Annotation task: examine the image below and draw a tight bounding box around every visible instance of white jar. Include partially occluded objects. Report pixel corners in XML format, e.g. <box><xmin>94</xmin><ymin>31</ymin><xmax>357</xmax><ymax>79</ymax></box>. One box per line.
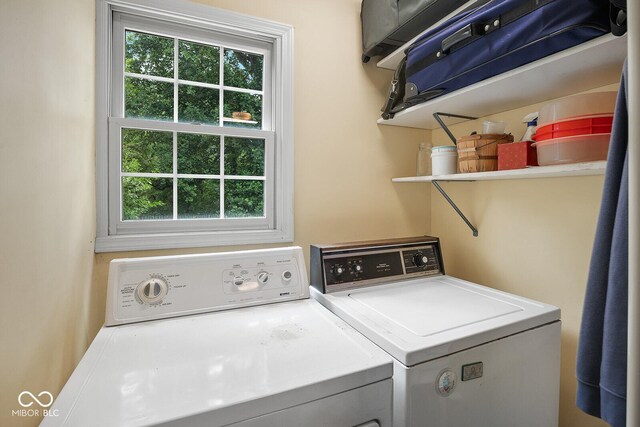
<box><xmin>431</xmin><ymin>146</ymin><xmax>457</xmax><ymax>175</ymax></box>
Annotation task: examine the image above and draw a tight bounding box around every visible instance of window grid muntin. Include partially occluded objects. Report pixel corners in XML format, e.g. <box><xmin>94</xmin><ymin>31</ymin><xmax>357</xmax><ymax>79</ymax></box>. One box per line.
<box><xmin>112</xmin><ymin>12</ymin><xmax>272</xmax><ymax>126</ymax></box>
<box><xmin>116</xmin><ymin>18</ymin><xmax>269</xmax><ymax>225</ymax></box>
<box><xmin>172</xmin><ymin>37</ymin><xmax>179</xmax><ymax>219</ymax></box>
<box><xmin>119</xmin><ymin>133</ymin><xmax>267</xmax><ymax>221</ymax></box>
<box><xmin>115</xmin><ymin>120</ymin><xmax>269</xmax><ymax>224</ymax></box>
<box><xmin>122</xmin><ymin>71</ymin><xmax>265</xmax><ymax>97</ymax></box>
<box><xmin>122</xmin><ymin>28</ymin><xmax>265</xmax><ymax>128</ymax></box>
<box><xmin>218</xmin><ymin>42</ymin><xmax>225</xmax><ymax>131</ymax></box>
<box><xmin>219</xmin><ymin>134</ymin><xmax>225</xmax><ymax>218</ymax></box>
<box><xmin>99</xmin><ymin>5</ymin><xmax>289</xmax><ymax>249</ymax></box>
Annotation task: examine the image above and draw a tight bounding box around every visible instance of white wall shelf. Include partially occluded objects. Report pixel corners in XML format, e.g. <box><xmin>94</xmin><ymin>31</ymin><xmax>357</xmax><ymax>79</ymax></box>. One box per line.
<box><xmin>392</xmin><ymin>160</ymin><xmax>607</xmax><ymax>182</ymax></box>
<box><xmin>377</xmin><ymin>34</ymin><xmax>627</xmax><ymax>130</ymax></box>
<box><xmin>394</xmin><ymin>161</ymin><xmax>607</xmax><ymax>237</ymax></box>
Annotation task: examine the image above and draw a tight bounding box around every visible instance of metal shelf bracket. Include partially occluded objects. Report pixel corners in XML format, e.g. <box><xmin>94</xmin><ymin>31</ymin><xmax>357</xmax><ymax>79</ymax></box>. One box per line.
<box><xmin>433</xmin><ymin>112</ymin><xmax>478</xmax><ymax>144</ymax></box>
<box><xmin>432</xmin><ymin>180</ymin><xmax>478</xmax><ymax>237</ymax></box>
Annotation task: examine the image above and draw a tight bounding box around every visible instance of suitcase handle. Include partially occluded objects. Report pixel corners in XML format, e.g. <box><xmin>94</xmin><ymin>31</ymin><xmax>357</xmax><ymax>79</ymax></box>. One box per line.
<box><xmin>437</xmin><ymin>0</ymin><xmax>560</xmax><ymax>55</ymax></box>
<box><xmin>441</xmin><ymin>22</ymin><xmax>487</xmax><ymax>54</ymax></box>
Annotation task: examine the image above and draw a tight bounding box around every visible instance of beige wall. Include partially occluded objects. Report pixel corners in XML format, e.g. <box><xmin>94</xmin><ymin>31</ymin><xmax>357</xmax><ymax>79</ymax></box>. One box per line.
<box><xmin>1</xmin><ymin>0</ymin><xmax>428</xmax><ymax>425</ymax></box>
<box><xmin>430</xmin><ymin>86</ymin><xmax>619</xmax><ymax>427</ymax></box>
<box><xmin>89</xmin><ymin>0</ymin><xmax>431</xmax><ymax>332</ymax></box>
<box><xmin>1</xmin><ymin>0</ymin><xmax>614</xmax><ymax>426</ymax></box>
<box><xmin>0</xmin><ymin>0</ymin><xmax>96</xmax><ymax>426</ymax></box>
<box><xmin>91</xmin><ymin>0</ymin><xmax>431</xmax><ymax>331</ymax></box>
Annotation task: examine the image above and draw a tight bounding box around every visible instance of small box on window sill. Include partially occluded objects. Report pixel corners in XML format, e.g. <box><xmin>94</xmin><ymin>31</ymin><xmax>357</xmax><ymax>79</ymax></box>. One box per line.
<box><xmin>498</xmin><ymin>141</ymin><xmax>538</xmax><ymax>170</ymax></box>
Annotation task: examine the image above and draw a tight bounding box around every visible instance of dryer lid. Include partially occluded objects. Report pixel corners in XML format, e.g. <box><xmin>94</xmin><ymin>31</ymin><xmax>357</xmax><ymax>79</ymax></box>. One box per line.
<box><xmin>349</xmin><ymin>279</ymin><xmax>523</xmax><ymax>336</ymax></box>
<box><xmin>313</xmin><ymin>276</ymin><xmax>560</xmax><ymax>366</ymax></box>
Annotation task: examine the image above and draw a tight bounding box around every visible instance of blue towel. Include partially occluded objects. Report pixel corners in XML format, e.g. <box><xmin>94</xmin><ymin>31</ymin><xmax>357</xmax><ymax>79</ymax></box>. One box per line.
<box><xmin>576</xmin><ymin>59</ymin><xmax>628</xmax><ymax>426</ymax></box>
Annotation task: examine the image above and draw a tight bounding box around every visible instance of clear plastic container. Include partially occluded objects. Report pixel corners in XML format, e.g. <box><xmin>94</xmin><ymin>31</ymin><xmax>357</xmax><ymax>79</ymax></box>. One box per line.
<box><xmin>534</xmin><ymin>133</ymin><xmax>610</xmax><ymax>166</ymax></box>
<box><xmin>431</xmin><ymin>146</ymin><xmax>457</xmax><ymax>175</ymax></box>
<box><xmin>483</xmin><ymin>120</ymin><xmax>506</xmax><ymax>134</ymax></box>
<box><xmin>417</xmin><ymin>142</ymin><xmax>431</xmax><ymax>176</ymax></box>
<box><xmin>538</xmin><ymin>91</ymin><xmax>617</xmax><ymax>126</ymax></box>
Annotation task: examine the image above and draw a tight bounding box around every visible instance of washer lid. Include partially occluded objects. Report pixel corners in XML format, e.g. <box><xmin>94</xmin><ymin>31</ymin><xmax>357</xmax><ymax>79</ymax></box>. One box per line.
<box><xmin>44</xmin><ymin>299</ymin><xmax>392</xmax><ymax>427</ymax></box>
<box><xmin>312</xmin><ymin>276</ymin><xmax>560</xmax><ymax>366</ymax></box>
<box><xmin>349</xmin><ymin>279</ymin><xmax>522</xmax><ymax>336</ymax></box>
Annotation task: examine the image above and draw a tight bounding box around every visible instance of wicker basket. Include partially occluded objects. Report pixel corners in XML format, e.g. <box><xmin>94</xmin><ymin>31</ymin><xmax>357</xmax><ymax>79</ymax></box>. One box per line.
<box><xmin>456</xmin><ymin>133</ymin><xmax>514</xmax><ymax>173</ymax></box>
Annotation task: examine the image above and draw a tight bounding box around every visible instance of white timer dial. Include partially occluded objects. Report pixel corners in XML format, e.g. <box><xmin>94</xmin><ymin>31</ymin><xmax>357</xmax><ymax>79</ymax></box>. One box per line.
<box><xmin>136</xmin><ymin>277</ymin><xmax>169</xmax><ymax>305</ymax></box>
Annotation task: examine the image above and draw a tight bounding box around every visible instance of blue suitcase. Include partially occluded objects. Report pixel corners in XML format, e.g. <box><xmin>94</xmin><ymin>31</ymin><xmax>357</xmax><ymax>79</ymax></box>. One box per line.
<box><xmin>391</xmin><ymin>0</ymin><xmax>610</xmax><ymax>116</ymax></box>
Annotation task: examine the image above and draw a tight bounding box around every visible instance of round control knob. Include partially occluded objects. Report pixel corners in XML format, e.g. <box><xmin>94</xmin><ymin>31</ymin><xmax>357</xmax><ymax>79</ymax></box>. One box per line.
<box><xmin>351</xmin><ymin>264</ymin><xmax>363</xmax><ymax>274</ymax></box>
<box><xmin>282</xmin><ymin>270</ymin><xmax>293</xmax><ymax>282</ymax></box>
<box><xmin>136</xmin><ymin>277</ymin><xmax>168</xmax><ymax>305</ymax></box>
<box><xmin>412</xmin><ymin>253</ymin><xmax>429</xmax><ymax>268</ymax></box>
<box><xmin>257</xmin><ymin>271</ymin><xmax>269</xmax><ymax>284</ymax></box>
<box><xmin>332</xmin><ymin>264</ymin><xmax>345</xmax><ymax>277</ymax></box>
<box><xmin>233</xmin><ymin>276</ymin><xmax>244</xmax><ymax>286</ymax></box>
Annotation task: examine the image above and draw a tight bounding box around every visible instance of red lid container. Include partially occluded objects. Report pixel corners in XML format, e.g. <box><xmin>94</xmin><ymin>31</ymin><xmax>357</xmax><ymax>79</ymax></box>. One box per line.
<box><xmin>533</xmin><ymin>114</ymin><xmax>613</xmax><ymax>142</ymax></box>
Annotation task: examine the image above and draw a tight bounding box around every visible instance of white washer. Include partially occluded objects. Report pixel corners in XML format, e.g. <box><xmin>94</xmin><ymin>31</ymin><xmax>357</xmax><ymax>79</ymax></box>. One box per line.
<box><xmin>310</xmin><ymin>237</ymin><xmax>561</xmax><ymax>427</ymax></box>
<box><xmin>43</xmin><ymin>247</ymin><xmax>392</xmax><ymax>427</ymax></box>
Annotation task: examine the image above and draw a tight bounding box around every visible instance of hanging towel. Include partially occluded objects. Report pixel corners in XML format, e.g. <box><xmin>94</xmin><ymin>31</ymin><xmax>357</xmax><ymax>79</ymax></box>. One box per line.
<box><xmin>576</xmin><ymin>59</ymin><xmax>628</xmax><ymax>427</ymax></box>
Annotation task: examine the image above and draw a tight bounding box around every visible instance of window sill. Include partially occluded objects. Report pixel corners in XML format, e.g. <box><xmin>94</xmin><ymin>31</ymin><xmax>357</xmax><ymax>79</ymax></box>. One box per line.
<box><xmin>95</xmin><ymin>228</ymin><xmax>293</xmax><ymax>253</ymax></box>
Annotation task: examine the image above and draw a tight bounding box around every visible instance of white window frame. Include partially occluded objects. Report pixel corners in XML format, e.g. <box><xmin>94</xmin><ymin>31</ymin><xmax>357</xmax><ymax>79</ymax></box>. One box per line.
<box><xmin>95</xmin><ymin>0</ymin><xmax>294</xmax><ymax>252</ymax></box>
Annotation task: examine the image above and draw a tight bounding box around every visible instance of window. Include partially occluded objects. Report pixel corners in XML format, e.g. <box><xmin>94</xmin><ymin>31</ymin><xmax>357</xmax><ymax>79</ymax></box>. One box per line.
<box><xmin>95</xmin><ymin>0</ymin><xmax>293</xmax><ymax>252</ymax></box>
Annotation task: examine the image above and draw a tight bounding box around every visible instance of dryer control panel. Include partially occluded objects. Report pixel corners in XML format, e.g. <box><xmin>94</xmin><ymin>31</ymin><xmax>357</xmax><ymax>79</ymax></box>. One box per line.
<box><xmin>310</xmin><ymin>236</ymin><xmax>444</xmax><ymax>293</ymax></box>
<box><xmin>105</xmin><ymin>247</ymin><xmax>308</xmax><ymax>326</ymax></box>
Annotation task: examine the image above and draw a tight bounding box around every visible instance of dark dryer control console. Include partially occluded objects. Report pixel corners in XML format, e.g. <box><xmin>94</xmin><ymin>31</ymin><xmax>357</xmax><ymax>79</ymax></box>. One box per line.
<box><xmin>310</xmin><ymin>236</ymin><xmax>444</xmax><ymax>293</ymax></box>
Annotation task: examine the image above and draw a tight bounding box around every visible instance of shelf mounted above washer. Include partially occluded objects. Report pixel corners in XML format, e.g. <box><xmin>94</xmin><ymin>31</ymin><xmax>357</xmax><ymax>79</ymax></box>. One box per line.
<box><xmin>431</xmin><ymin>112</ymin><xmax>479</xmax><ymax>237</ymax></box>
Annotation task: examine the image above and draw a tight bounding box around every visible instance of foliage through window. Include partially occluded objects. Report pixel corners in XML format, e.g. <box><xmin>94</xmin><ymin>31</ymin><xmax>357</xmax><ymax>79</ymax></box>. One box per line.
<box><xmin>96</xmin><ymin>2</ymin><xmax>293</xmax><ymax>252</ymax></box>
<box><xmin>121</xmin><ymin>28</ymin><xmax>267</xmax><ymax>221</ymax></box>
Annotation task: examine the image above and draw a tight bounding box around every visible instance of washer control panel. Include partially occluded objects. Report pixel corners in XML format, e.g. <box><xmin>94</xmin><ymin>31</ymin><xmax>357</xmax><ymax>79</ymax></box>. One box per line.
<box><xmin>222</xmin><ymin>265</ymin><xmax>296</xmax><ymax>294</ymax></box>
<box><xmin>106</xmin><ymin>247</ymin><xmax>307</xmax><ymax>326</ymax></box>
<box><xmin>310</xmin><ymin>236</ymin><xmax>444</xmax><ymax>293</ymax></box>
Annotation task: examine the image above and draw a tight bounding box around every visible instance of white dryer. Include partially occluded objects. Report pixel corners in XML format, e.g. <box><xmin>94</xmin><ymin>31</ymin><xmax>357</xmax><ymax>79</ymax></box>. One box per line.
<box><xmin>43</xmin><ymin>247</ymin><xmax>392</xmax><ymax>427</ymax></box>
<box><xmin>310</xmin><ymin>237</ymin><xmax>561</xmax><ymax>427</ymax></box>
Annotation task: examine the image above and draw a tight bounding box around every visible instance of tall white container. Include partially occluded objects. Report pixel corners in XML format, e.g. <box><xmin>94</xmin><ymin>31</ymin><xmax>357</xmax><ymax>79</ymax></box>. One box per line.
<box><xmin>431</xmin><ymin>146</ymin><xmax>457</xmax><ymax>175</ymax></box>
